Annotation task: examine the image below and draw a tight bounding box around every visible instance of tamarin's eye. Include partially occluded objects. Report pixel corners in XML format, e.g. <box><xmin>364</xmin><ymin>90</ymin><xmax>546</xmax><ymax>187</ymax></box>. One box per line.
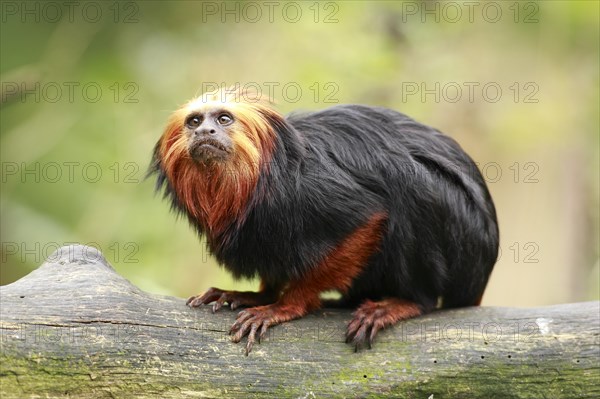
<box><xmin>186</xmin><ymin>115</ymin><xmax>202</xmax><ymax>128</ymax></box>
<box><xmin>217</xmin><ymin>114</ymin><xmax>233</xmax><ymax>125</ymax></box>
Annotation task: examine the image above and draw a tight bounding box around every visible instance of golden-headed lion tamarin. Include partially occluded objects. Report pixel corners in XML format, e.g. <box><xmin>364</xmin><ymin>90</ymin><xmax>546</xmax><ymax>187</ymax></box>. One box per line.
<box><xmin>149</xmin><ymin>88</ymin><xmax>499</xmax><ymax>354</ymax></box>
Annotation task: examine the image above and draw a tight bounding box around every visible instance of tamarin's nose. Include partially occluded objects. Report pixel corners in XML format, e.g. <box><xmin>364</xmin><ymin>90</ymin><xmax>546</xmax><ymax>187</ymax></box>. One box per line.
<box><xmin>194</xmin><ymin>128</ymin><xmax>216</xmax><ymax>136</ymax></box>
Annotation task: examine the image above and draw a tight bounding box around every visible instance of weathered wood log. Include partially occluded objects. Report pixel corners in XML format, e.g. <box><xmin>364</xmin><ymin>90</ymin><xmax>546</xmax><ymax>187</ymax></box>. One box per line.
<box><xmin>0</xmin><ymin>245</ymin><xmax>598</xmax><ymax>398</ymax></box>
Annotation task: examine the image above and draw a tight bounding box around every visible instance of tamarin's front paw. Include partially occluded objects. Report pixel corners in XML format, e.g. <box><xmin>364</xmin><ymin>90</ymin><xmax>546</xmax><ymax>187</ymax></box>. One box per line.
<box><xmin>346</xmin><ymin>299</ymin><xmax>422</xmax><ymax>351</ymax></box>
<box><xmin>229</xmin><ymin>304</ymin><xmax>306</xmax><ymax>355</ymax></box>
<box><xmin>186</xmin><ymin>287</ymin><xmax>276</xmax><ymax>313</ymax></box>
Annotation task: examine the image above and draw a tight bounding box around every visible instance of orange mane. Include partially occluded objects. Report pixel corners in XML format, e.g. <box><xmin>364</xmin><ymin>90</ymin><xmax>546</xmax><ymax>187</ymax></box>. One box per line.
<box><xmin>158</xmin><ymin>88</ymin><xmax>281</xmax><ymax>236</ymax></box>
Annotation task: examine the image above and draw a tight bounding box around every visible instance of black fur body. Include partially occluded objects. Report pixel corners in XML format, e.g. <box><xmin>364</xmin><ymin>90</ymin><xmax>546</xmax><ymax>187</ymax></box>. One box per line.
<box><xmin>152</xmin><ymin>104</ymin><xmax>499</xmax><ymax>313</ymax></box>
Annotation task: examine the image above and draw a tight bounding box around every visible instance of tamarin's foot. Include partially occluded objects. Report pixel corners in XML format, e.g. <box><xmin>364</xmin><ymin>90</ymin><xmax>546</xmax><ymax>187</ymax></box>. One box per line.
<box><xmin>229</xmin><ymin>304</ymin><xmax>307</xmax><ymax>355</ymax></box>
<box><xmin>186</xmin><ymin>287</ymin><xmax>278</xmax><ymax>313</ymax></box>
<box><xmin>346</xmin><ymin>298</ymin><xmax>422</xmax><ymax>351</ymax></box>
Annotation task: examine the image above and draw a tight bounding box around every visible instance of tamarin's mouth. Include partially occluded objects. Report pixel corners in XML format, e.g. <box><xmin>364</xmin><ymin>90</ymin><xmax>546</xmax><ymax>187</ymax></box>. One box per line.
<box><xmin>189</xmin><ymin>139</ymin><xmax>231</xmax><ymax>161</ymax></box>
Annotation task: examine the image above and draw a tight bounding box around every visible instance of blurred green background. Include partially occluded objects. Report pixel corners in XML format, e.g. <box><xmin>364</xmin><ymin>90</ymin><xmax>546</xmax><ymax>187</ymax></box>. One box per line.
<box><xmin>1</xmin><ymin>1</ymin><xmax>598</xmax><ymax>307</ymax></box>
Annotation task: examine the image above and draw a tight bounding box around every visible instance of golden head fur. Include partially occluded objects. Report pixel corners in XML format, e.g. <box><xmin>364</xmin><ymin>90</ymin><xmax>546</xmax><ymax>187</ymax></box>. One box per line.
<box><xmin>156</xmin><ymin>87</ymin><xmax>283</xmax><ymax>234</ymax></box>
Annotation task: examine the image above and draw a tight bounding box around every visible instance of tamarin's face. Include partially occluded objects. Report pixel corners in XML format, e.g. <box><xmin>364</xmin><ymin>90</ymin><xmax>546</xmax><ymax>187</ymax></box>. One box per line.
<box><xmin>154</xmin><ymin>90</ymin><xmax>284</xmax><ymax>231</ymax></box>
<box><xmin>181</xmin><ymin>105</ymin><xmax>235</xmax><ymax>163</ymax></box>
<box><xmin>159</xmin><ymin>91</ymin><xmax>279</xmax><ymax>176</ymax></box>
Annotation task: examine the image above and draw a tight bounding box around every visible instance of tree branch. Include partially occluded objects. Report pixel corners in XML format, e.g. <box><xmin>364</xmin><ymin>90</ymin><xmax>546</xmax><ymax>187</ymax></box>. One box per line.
<box><xmin>1</xmin><ymin>245</ymin><xmax>598</xmax><ymax>398</ymax></box>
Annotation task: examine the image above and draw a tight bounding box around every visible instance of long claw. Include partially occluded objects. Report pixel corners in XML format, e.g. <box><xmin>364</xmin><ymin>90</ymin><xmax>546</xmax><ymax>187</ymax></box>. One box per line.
<box><xmin>187</xmin><ymin>287</ymin><xmax>223</xmax><ymax>308</ymax></box>
<box><xmin>231</xmin><ymin>325</ymin><xmax>246</xmax><ymax>343</ymax></box>
<box><xmin>212</xmin><ymin>293</ymin><xmax>228</xmax><ymax>313</ymax></box>
<box><xmin>245</xmin><ymin>338</ymin><xmax>255</xmax><ymax>356</ymax></box>
<box><xmin>345</xmin><ymin>298</ymin><xmax>421</xmax><ymax>351</ymax></box>
<box><xmin>259</xmin><ymin>323</ymin><xmax>269</xmax><ymax>342</ymax></box>
<box><xmin>346</xmin><ymin>318</ymin><xmax>363</xmax><ymax>343</ymax></box>
<box><xmin>187</xmin><ymin>287</ymin><xmax>280</xmax><ymax>314</ymax></box>
<box><xmin>187</xmin><ymin>296</ymin><xmax>204</xmax><ymax>308</ymax></box>
<box><xmin>232</xmin><ymin>322</ymin><xmax>247</xmax><ymax>344</ymax></box>
<box><xmin>235</xmin><ymin>310</ymin><xmax>254</xmax><ymax>326</ymax></box>
<box><xmin>368</xmin><ymin>322</ymin><xmax>383</xmax><ymax>349</ymax></box>
<box><xmin>245</xmin><ymin>323</ymin><xmax>260</xmax><ymax>354</ymax></box>
<box><xmin>351</xmin><ymin>324</ymin><xmax>370</xmax><ymax>350</ymax></box>
<box><xmin>227</xmin><ymin>304</ymin><xmax>301</xmax><ymax>354</ymax></box>
<box><xmin>249</xmin><ymin>323</ymin><xmax>259</xmax><ymax>340</ymax></box>
<box><xmin>346</xmin><ymin>328</ymin><xmax>355</xmax><ymax>344</ymax></box>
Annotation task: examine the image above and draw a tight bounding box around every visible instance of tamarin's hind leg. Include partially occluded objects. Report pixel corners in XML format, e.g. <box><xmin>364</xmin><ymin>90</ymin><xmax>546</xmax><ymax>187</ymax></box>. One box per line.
<box><xmin>186</xmin><ymin>281</ymin><xmax>280</xmax><ymax>313</ymax></box>
<box><xmin>230</xmin><ymin>213</ymin><xmax>387</xmax><ymax>355</ymax></box>
<box><xmin>346</xmin><ymin>298</ymin><xmax>422</xmax><ymax>351</ymax></box>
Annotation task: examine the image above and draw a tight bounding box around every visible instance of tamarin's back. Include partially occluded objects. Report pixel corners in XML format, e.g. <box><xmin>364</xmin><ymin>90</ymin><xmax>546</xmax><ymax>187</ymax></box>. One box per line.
<box><xmin>284</xmin><ymin>105</ymin><xmax>499</xmax><ymax>310</ymax></box>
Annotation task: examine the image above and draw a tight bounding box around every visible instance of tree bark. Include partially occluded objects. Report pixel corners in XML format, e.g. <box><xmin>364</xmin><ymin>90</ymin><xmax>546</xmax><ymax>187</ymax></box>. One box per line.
<box><xmin>1</xmin><ymin>245</ymin><xmax>598</xmax><ymax>398</ymax></box>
